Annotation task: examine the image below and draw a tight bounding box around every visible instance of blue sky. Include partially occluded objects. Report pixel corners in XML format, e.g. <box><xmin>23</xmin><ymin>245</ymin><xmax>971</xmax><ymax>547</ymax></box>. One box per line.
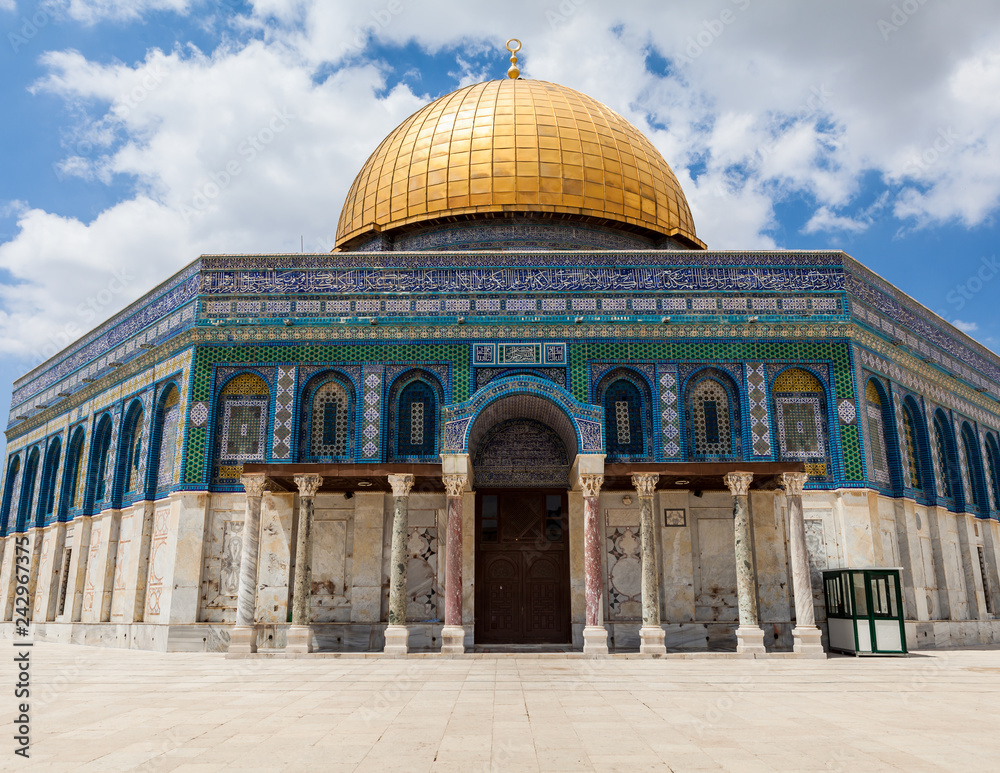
<box><xmin>2</xmin><ymin>0</ymin><xmax>1000</xmax><ymax>458</ymax></box>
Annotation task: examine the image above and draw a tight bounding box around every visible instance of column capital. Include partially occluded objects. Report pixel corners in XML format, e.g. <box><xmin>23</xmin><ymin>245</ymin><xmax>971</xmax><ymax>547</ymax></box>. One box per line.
<box><xmin>579</xmin><ymin>474</ymin><xmax>604</xmax><ymax>499</ymax></box>
<box><xmin>442</xmin><ymin>474</ymin><xmax>468</xmax><ymax>498</ymax></box>
<box><xmin>241</xmin><ymin>474</ymin><xmax>268</xmax><ymax>498</ymax></box>
<box><xmin>630</xmin><ymin>473</ymin><xmax>659</xmax><ymax>498</ymax></box>
<box><xmin>723</xmin><ymin>471</ymin><xmax>754</xmax><ymax>497</ymax></box>
<box><xmin>293</xmin><ymin>474</ymin><xmax>323</xmax><ymax>498</ymax></box>
<box><xmin>780</xmin><ymin>472</ymin><xmax>810</xmax><ymax>497</ymax></box>
<box><xmin>388</xmin><ymin>473</ymin><xmax>415</xmax><ymax>498</ymax></box>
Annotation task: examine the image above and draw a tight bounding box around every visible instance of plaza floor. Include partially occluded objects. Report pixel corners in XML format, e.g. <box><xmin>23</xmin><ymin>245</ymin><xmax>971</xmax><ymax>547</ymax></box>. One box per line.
<box><xmin>7</xmin><ymin>642</ymin><xmax>1000</xmax><ymax>772</ymax></box>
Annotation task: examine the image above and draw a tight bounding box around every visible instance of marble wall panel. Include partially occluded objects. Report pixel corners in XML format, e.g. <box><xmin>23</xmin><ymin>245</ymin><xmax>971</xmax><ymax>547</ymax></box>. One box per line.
<box><xmin>166</xmin><ymin>493</ymin><xmax>208</xmax><ymax>624</ymax></box>
<box><xmin>350</xmin><ymin>492</ymin><xmax>383</xmax><ymax>623</ymax></box>
<box><xmin>0</xmin><ymin>535</ymin><xmax>15</xmax><ymax>620</ymax></box>
<box><xmin>257</xmin><ymin>493</ymin><xmax>293</xmax><ymax>624</ymax></box>
<box><xmin>61</xmin><ymin>517</ymin><xmax>91</xmax><ymax>623</ymax></box>
<box><xmin>693</xmin><ymin>510</ymin><xmax>738</xmax><ymax>623</ymax></box>
<box><xmin>659</xmin><ymin>492</ymin><xmax>695</xmax><ymax>623</ymax></box>
<box><xmin>312</xmin><ymin>518</ymin><xmax>350</xmax><ymax>623</ymax></box>
<box><xmin>750</xmin><ymin>492</ymin><xmax>791</xmax><ymax>623</ymax></box>
<box><xmin>144</xmin><ymin>505</ymin><xmax>170</xmax><ymax>621</ymax></box>
<box><xmin>199</xmin><ymin>494</ymin><xmax>242</xmax><ymax>623</ymax></box>
<box><xmin>110</xmin><ymin>512</ymin><xmax>134</xmax><ymax>622</ymax></box>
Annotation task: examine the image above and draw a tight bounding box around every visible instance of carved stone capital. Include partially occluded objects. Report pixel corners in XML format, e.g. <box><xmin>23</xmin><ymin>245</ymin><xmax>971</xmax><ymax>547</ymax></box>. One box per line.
<box><xmin>630</xmin><ymin>473</ymin><xmax>659</xmax><ymax>498</ymax></box>
<box><xmin>241</xmin><ymin>474</ymin><xmax>268</xmax><ymax>498</ymax></box>
<box><xmin>723</xmin><ymin>471</ymin><xmax>754</xmax><ymax>498</ymax></box>
<box><xmin>293</xmin><ymin>474</ymin><xmax>323</xmax><ymax>498</ymax></box>
<box><xmin>580</xmin><ymin>474</ymin><xmax>604</xmax><ymax>499</ymax></box>
<box><xmin>443</xmin><ymin>474</ymin><xmax>467</xmax><ymax>498</ymax></box>
<box><xmin>388</xmin><ymin>473</ymin><xmax>415</xmax><ymax>499</ymax></box>
<box><xmin>779</xmin><ymin>471</ymin><xmax>810</xmax><ymax>497</ymax></box>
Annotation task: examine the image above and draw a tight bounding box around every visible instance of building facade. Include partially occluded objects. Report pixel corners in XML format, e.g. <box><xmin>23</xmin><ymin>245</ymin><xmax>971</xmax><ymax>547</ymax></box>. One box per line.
<box><xmin>2</xmin><ymin>74</ymin><xmax>1000</xmax><ymax>655</ymax></box>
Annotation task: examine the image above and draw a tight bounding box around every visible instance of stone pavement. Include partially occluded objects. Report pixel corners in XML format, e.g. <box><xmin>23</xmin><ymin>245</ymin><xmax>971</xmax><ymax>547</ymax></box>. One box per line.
<box><xmin>7</xmin><ymin>642</ymin><xmax>1000</xmax><ymax>772</ymax></box>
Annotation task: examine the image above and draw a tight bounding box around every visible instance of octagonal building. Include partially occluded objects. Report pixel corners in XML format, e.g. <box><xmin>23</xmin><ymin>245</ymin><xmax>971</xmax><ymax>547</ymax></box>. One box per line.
<box><xmin>2</xmin><ymin>69</ymin><xmax>1000</xmax><ymax>656</ymax></box>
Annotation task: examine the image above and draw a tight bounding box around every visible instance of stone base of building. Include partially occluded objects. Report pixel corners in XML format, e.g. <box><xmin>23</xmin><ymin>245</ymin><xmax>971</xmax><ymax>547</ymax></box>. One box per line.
<box><xmin>735</xmin><ymin>625</ymin><xmax>767</xmax><ymax>655</ymax></box>
<box><xmin>440</xmin><ymin>625</ymin><xmax>465</xmax><ymax>655</ymax></box>
<box><xmin>582</xmin><ymin>625</ymin><xmax>609</xmax><ymax>656</ymax></box>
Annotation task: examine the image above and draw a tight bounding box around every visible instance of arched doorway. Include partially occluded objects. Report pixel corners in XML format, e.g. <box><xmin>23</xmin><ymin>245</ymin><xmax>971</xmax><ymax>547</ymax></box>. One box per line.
<box><xmin>470</xmin><ymin>400</ymin><xmax>578</xmax><ymax>645</ymax></box>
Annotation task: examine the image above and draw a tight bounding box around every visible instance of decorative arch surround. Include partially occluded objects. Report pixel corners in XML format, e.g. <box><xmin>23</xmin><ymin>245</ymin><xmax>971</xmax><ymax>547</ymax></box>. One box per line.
<box><xmin>684</xmin><ymin>367</ymin><xmax>742</xmax><ymax>460</ymax></box>
<box><xmin>864</xmin><ymin>378</ymin><xmax>899</xmax><ymax>492</ymax></box>
<box><xmin>388</xmin><ymin>369</ymin><xmax>445</xmax><ymax>461</ymax></box>
<box><xmin>901</xmin><ymin>396</ymin><xmax>930</xmax><ymax>495</ymax></box>
<box><xmin>932</xmin><ymin>409</ymin><xmax>962</xmax><ymax>504</ymax></box>
<box><xmin>214</xmin><ymin>371</ymin><xmax>271</xmax><ymax>484</ymax></box>
<box><xmin>300</xmin><ymin>371</ymin><xmax>355</xmax><ymax>461</ymax></box>
<box><xmin>36</xmin><ymin>436</ymin><xmax>62</xmax><ymax>527</ymax></box>
<box><xmin>1</xmin><ymin>455</ymin><xmax>22</xmax><ymax>536</ymax></box>
<box><xmin>86</xmin><ymin>413</ymin><xmax>114</xmax><ymax>511</ymax></box>
<box><xmin>771</xmin><ymin>367</ymin><xmax>830</xmax><ymax>479</ymax></box>
<box><xmin>148</xmin><ymin>383</ymin><xmax>181</xmax><ymax>496</ymax></box>
<box><xmin>596</xmin><ymin>368</ymin><xmax>654</xmax><ymax>461</ymax></box>
<box><xmin>961</xmin><ymin>422</ymin><xmax>988</xmax><ymax>512</ymax></box>
<box><xmin>15</xmin><ymin>447</ymin><xmax>40</xmax><ymax>533</ymax></box>
<box><xmin>443</xmin><ymin>375</ymin><xmax>603</xmax><ymax>456</ymax></box>
<box><xmin>116</xmin><ymin>399</ymin><xmax>145</xmax><ymax>504</ymax></box>
<box><xmin>59</xmin><ymin>426</ymin><xmax>86</xmax><ymax>518</ymax></box>
<box><xmin>986</xmin><ymin>434</ymin><xmax>1000</xmax><ymax>512</ymax></box>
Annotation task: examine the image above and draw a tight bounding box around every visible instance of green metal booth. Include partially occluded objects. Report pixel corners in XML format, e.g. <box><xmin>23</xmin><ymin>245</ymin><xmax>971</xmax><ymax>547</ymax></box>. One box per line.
<box><xmin>822</xmin><ymin>568</ymin><xmax>907</xmax><ymax>655</ymax></box>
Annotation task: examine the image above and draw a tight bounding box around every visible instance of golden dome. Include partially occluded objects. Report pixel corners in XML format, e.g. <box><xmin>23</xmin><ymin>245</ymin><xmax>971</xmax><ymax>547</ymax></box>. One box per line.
<box><xmin>335</xmin><ymin>78</ymin><xmax>705</xmax><ymax>249</ymax></box>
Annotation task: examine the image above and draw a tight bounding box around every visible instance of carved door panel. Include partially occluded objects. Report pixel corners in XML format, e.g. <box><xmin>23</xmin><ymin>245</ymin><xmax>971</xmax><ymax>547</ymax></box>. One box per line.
<box><xmin>475</xmin><ymin>490</ymin><xmax>570</xmax><ymax>644</ymax></box>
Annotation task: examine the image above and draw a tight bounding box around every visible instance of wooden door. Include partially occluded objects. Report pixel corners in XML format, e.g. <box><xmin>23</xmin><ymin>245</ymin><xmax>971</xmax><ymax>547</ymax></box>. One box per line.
<box><xmin>475</xmin><ymin>490</ymin><xmax>571</xmax><ymax>644</ymax></box>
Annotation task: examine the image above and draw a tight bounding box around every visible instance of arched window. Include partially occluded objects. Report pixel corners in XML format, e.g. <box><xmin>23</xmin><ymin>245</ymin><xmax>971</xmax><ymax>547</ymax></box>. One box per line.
<box><xmin>117</xmin><ymin>401</ymin><xmax>145</xmax><ymax>500</ymax></box>
<box><xmin>215</xmin><ymin>373</ymin><xmax>271</xmax><ymax>482</ymax></box>
<box><xmin>395</xmin><ymin>380</ymin><xmax>438</xmax><ymax>458</ymax></box>
<box><xmin>149</xmin><ymin>385</ymin><xmax>181</xmax><ymax>494</ymax></box>
<box><xmin>685</xmin><ymin>370</ymin><xmax>740</xmax><ymax>459</ymax></box>
<box><xmin>865</xmin><ymin>380</ymin><xmax>892</xmax><ymax>488</ymax></box>
<box><xmin>88</xmin><ymin>414</ymin><xmax>114</xmax><ymax>508</ymax></box>
<box><xmin>1</xmin><ymin>455</ymin><xmax>22</xmax><ymax>535</ymax></box>
<box><xmin>986</xmin><ymin>434</ymin><xmax>1000</xmax><ymax>512</ymax></box>
<box><xmin>901</xmin><ymin>399</ymin><xmax>926</xmax><ymax>492</ymax></box>
<box><xmin>961</xmin><ymin>423</ymin><xmax>988</xmax><ymax>511</ymax></box>
<box><xmin>932</xmin><ymin>411</ymin><xmax>961</xmax><ymax>501</ymax></box>
<box><xmin>59</xmin><ymin>428</ymin><xmax>86</xmax><ymax>518</ymax></box>
<box><xmin>15</xmin><ymin>448</ymin><xmax>40</xmax><ymax>532</ymax></box>
<box><xmin>302</xmin><ymin>375</ymin><xmax>353</xmax><ymax>460</ymax></box>
<box><xmin>772</xmin><ymin>368</ymin><xmax>828</xmax><ymax>477</ymax></box>
<box><xmin>603</xmin><ymin>379</ymin><xmax>644</xmax><ymax>459</ymax></box>
<box><xmin>36</xmin><ymin>437</ymin><xmax>62</xmax><ymax>526</ymax></box>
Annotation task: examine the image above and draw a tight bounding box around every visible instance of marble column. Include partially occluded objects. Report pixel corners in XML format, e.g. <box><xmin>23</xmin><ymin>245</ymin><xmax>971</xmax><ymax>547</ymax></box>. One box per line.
<box><xmin>228</xmin><ymin>474</ymin><xmax>267</xmax><ymax>655</ymax></box>
<box><xmin>384</xmin><ymin>473</ymin><xmax>415</xmax><ymax>656</ymax></box>
<box><xmin>580</xmin><ymin>473</ymin><xmax>608</xmax><ymax>656</ymax></box>
<box><xmin>724</xmin><ymin>471</ymin><xmax>766</xmax><ymax>655</ymax></box>
<box><xmin>441</xmin><ymin>474</ymin><xmax>467</xmax><ymax>654</ymax></box>
<box><xmin>780</xmin><ymin>472</ymin><xmax>825</xmax><ymax>657</ymax></box>
<box><xmin>632</xmin><ymin>473</ymin><xmax>665</xmax><ymax>656</ymax></box>
<box><xmin>286</xmin><ymin>474</ymin><xmax>323</xmax><ymax>655</ymax></box>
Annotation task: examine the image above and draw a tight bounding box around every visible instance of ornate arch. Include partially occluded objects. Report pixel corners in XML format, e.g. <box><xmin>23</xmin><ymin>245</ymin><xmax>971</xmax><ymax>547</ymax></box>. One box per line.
<box><xmin>960</xmin><ymin>422</ymin><xmax>988</xmax><ymax>512</ymax></box>
<box><xmin>388</xmin><ymin>369</ymin><xmax>445</xmax><ymax>461</ymax></box>
<box><xmin>116</xmin><ymin>398</ymin><xmax>145</xmax><ymax>504</ymax></box>
<box><xmin>147</xmin><ymin>383</ymin><xmax>182</xmax><ymax>497</ymax></box>
<box><xmin>771</xmin><ymin>367</ymin><xmax>830</xmax><ymax>479</ymax></box>
<box><xmin>59</xmin><ymin>426</ymin><xmax>87</xmax><ymax>518</ymax></box>
<box><xmin>442</xmin><ymin>375</ymin><xmax>604</xmax><ymax>457</ymax></box>
<box><xmin>596</xmin><ymin>368</ymin><xmax>654</xmax><ymax>461</ymax></box>
<box><xmin>1</xmin><ymin>454</ymin><xmax>21</xmax><ymax>536</ymax></box>
<box><xmin>213</xmin><ymin>371</ymin><xmax>271</xmax><ymax>485</ymax></box>
<box><xmin>932</xmin><ymin>409</ymin><xmax>962</xmax><ymax>503</ymax></box>
<box><xmin>15</xmin><ymin>447</ymin><xmax>40</xmax><ymax>533</ymax></box>
<box><xmin>36</xmin><ymin>436</ymin><xmax>62</xmax><ymax>528</ymax></box>
<box><xmin>985</xmin><ymin>433</ymin><xmax>1000</xmax><ymax>512</ymax></box>
<box><xmin>86</xmin><ymin>413</ymin><xmax>114</xmax><ymax>511</ymax></box>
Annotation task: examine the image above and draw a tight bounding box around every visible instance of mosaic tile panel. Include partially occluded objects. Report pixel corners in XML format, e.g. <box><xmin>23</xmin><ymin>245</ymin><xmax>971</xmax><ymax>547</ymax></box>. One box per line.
<box><xmin>361</xmin><ymin>365</ymin><xmax>383</xmax><ymax>460</ymax></box>
<box><xmin>657</xmin><ymin>364</ymin><xmax>683</xmax><ymax>460</ymax></box>
<box><xmin>745</xmin><ymin>362</ymin><xmax>772</xmax><ymax>457</ymax></box>
<box><xmin>271</xmin><ymin>366</ymin><xmax>296</xmax><ymax>460</ymax></box>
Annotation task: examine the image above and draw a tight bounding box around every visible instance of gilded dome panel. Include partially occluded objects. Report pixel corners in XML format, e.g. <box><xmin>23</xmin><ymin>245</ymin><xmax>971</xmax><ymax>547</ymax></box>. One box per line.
<box><xmin>336</xmin><ymin>78</ymin><xmax>704</xmax><ymax>249</ymax></box>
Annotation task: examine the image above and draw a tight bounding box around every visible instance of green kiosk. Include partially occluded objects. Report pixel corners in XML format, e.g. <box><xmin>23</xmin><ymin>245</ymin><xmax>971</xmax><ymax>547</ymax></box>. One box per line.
<box><xmin>822</xmin><ymin>568</ymin><xmax>907</xmax><ymax>656</ymax></box>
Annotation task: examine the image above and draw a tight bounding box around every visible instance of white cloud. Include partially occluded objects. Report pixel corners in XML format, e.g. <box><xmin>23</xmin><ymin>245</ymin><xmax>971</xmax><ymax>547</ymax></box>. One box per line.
<box><xmin>61</xmin><ymin>0</ymin><xmax>191</xmax><ymax>24</ymax></box>
<box><xmin>952</xmin><ymin>320</ymin><xmax>980</xmax><ymax>333</ymax></box>
<box><xmin>4</xmin><ymin>0</ymin><xmax>1000</xmax><ymax>368</ymax></box>
<box><xmin>0</xmin><ymin>0</ymin><xmax>15</xmax><ymax>12</ymax></box>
